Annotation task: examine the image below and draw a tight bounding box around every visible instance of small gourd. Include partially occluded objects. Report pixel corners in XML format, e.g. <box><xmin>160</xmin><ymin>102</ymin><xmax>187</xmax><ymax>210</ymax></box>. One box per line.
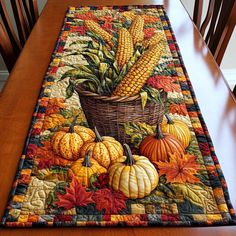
<box><xmin>51</xmin><ymin>118</ymin><xmax>95</xmax><ymax>160</ymax></box>
<box><xmin>79</xmin><ymin>127</ymin><xmax>123</xmax><ymax>169</ymax></box>
<box><xmin>108</xmin><ymin>144</ymin><xmax>159</xmax><ymax>199</ymax></box>
<box><xmin>161</xmin><ymin>114</ymin><xmax>191</xmax><ymax>148</ymax></box>
<box><xmin>70</xmin><ymin>150</ymin><xmax>107</xmax><ymax>187</ymax></box>
<box><xmin>140</xmin><ymin>123</ymin><xmax>185</xmax><ymax>162</ymax></box>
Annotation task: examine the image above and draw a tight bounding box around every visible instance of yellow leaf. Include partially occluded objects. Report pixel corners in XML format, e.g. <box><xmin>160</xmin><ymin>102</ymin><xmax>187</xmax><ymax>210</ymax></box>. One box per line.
<box><xmin>172</xmin><ymin>183</ymin><xmax>219</xmax><ymax>213</ymax></box>
<box><xmin>140</xmin><ymin>91</ymin><xmax>148</xmax><ymax>111</ymax></box>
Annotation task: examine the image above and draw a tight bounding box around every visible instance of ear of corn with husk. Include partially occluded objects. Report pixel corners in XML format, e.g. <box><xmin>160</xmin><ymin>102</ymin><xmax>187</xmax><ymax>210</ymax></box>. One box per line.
<box><xmin>61</xmin><ymin>14</ymin><xmax>167</xmax><ymax>101</ymax></box>
<box><xmin>115</xmin><ymin>28</ymin><xmax>134</xmax><ymax>68</ymax></box>
<box><xmin>85</xmin><ymin>20</ymin><xmax>114</xmax><ymax>47</ymax></box>
<box><xmin>112</xmin><ymin>42</ymin><xmax>166</xmax><ymax>97</ymax></box>
<box><xmin>129</xmin><ymin>15</ymin><xmax>144</xmax><ymax>45</ymax></box>
<box><xmin>143</xmin><ymin>32</ymin><xmax>165</xmax><ymax>48</ymax></box>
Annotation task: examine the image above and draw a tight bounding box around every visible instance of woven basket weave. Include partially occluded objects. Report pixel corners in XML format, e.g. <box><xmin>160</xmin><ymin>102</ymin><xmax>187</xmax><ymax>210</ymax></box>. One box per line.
<box><xmin>76</xmin><ymin>88</ymin><xmax>166</xmax><ymax>143</ymax></box>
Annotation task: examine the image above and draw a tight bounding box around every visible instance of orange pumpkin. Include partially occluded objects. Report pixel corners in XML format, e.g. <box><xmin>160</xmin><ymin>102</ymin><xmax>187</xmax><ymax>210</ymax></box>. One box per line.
<box><xmin>70</xmin><ymin>150</ymin><xmax>107</xmax><ymax>187</ymax></box>
<box><xmin>80</xmin><ymin>127</ymin><xmax>123</xmax><ymax>169</ymax></box>
<box><xmin>161</xmin><ymin>114</ymin><xmax>191</xmax><ymax>148</ymax></box>
<box><xmin>51</xmin><ymin>122</ymin><xmax>95</xmax><ymax>161</ymax></box>
<box><xmin>139</xmin><ymin>124</ymin><xmax>185</xmax><ymax>162</ymax></box>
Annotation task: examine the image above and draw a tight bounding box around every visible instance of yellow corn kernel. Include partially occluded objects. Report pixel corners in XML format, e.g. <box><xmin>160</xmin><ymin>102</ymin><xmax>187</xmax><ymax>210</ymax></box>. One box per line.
<box><xmin>84</xmin><ymin>20</ymin><xmax>113</xmax><ymax>47</ymax></box>
<box><xmin>115</xmin><ymin>28</ymin><xmax>134</xmax><ymax>68</ymax></box>
<box><xmin>129</xmin><ymin>15</ymin><xmax>144</xmax><ymax>45</ymax></box>
<box><xmin>143</xmin><ymin>32</ymin><xmax>165</xmax><ymax>48</ymax></box>
<box><xmin>113</xmin><ymin>43</ymin><xmax>165</xmax><ymax>97</ymax></box>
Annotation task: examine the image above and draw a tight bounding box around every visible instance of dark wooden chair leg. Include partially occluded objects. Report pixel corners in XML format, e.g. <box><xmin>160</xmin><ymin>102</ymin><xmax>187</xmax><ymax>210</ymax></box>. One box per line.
<box><xmin>233</xmin><ymin>85</ymin><xmax>236</xmax><ymax>97</ymax></box>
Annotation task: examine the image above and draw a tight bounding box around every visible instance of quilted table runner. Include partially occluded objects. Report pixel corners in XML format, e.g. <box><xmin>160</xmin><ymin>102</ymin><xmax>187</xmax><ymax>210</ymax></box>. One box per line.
<box><xmin>1</xmin><ymin>5</ymin><xmax>236</xmax><ymax>227</ymax></box>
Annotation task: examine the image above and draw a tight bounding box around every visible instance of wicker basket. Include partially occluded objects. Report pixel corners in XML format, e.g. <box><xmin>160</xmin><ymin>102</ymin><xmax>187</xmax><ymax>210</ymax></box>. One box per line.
<box><xmin>76</xmin><ymin>88</ymin><xmax>166</xmax><ymax>143</ymax></box>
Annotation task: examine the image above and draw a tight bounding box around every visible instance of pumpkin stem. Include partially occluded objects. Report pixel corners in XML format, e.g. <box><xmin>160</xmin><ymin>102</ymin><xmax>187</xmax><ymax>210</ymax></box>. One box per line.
<box><xmin>69</xmin><ymin>115</ymin><xmax>78</xmax><ymax>133</ymax></box>
<box><xmin>155</xmin><ymin>123</ymin><xmax>164</xmax><ymax>139</ymax></box>
<box><xmin>82</xmin><ymin>150</ymin><xmax>92</xmax><ymax>167</ymax></box>
<box><xmin>165</xmin><ymin>114</ymin><xmax>174</xmax><ymax>124</ymax></box>
<box><xmin>123</xmin><ymin>144</ymin><xmax>135</xmax><ymax>166</ymax></box>
<box><xmin>94</xmin><ymin>127</ymin><xmax>103</xmax><ymax>142</ymax></box>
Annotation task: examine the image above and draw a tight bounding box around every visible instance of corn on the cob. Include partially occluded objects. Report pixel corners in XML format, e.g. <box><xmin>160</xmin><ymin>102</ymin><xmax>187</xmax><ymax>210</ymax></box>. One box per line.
<box><xmin>115</xmin><ymin>28</ymin><xmax>134</xmax><ymax>68</ymax></box>
<box><xmin>143</xmin><ymin>32</ymin><xmax>165</xmax><ymax>48</ymax></box>
<box><xmin>129</xmin><ymin>15</ymin><xmax>144</xmax><ymax>45</ymax></box>
<box><xmin>113</xmin><ymin>43</ymin><xmax>165</xmax><ymax>97</ymax></box>
<box><xmin>84</xmin><ymin>20</ymin><xmax>113</xmax><ymax>47</ymax></box>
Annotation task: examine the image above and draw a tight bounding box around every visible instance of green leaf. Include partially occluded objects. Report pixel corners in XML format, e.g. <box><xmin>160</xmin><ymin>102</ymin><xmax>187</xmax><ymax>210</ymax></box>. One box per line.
<box><xmin>60</xmin><ymin>109</ymin><xmax>73</xmax><ymax>119</ymax></box>
<box><xmin>123</xmin><ymin>122</ymin><xmax>155</xmax><ymax>148</ymax></box>
<box><xmin>82</xmin><ymin>52</ymin><xmax>100</xmax><ymax>65</ymax></box>
<box><xmin>74</xmin><ymin>78</ymin><xmax>92</xmax><ymax>86</ymax></box>
<box><xmin>91</xmin><ymin>40</ymin><xmax>99</xmax><ymax>49</ymax></box>
<box><xmin>66</xmin><ymin>82</ymin><xmax>74</xmax><ymax>99</ymax></box>
<box><xmin>86</xmin><ymin>82</ymin><xmax>97</xmax><ymax>93</ymax></box>
<box><xmin>70</xmin><ymin>65</ymin><xmax>93</xmax><ymax>74</ymax></box>
<box><xmin>86</xmin><ymin>31</ymin><xmax>106</xmax><ymax>45</ymax></box>
<box><xmin>102</xmin><ymin>45</ymin><xmax>114</xmax><ymax>61</ymax></box>
<box><xmin>64</xmin><ymin>52</ymin><xmax>80</xmax><ymax>56</ymax></box>
<box><xmin>85</xmin><ymin>48</ymin><xmax>99</xmax><ymax>54</ymax></box>
<box><xmin>99</xmin><ymin>63</ymin><xmax>109</xmax><ymax>81</ymax></box>
<box><xmin>137</xmin><ymin>122</ymin><xmax>155</xmax><ymax>134</ymax></box>
<box><xmin>172</xmin><ymin>183</ymin><xmax>219</xmax><ymax>213</ymax></box>
<box><xmin>60</xmin><ymin>69</ymin><xmax>97</xmax><ymax>81</ymax></box>
<box><xmin>130</xmin><ymin>133</ymin><xmax>143</xmax><ymax>148</ymax></box>
<box><xmin>140</xmin><ymin>91</ymin><xmax>148</xmax><ymax>111</ymax></box>
<box><xmin>112</xmin><ymin>61</ymin><xmax>119</xmax><ymax>74</ymax></box>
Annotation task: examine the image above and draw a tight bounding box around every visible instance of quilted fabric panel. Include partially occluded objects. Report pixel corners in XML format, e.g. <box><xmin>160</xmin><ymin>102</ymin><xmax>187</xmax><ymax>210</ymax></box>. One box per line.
<box><xmin>1</xmin><ymin>5</ymin><xmax>235</xmax><ymax>227</ymax></box>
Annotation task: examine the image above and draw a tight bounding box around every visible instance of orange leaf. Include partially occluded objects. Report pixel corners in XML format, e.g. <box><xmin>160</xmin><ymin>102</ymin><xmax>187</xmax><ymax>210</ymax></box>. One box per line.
<box><xmin>156</xmin><ymin>153</ymin><xmax>201</xmax><ymax>184</ymax></box>
<box><xmin>147</xmin><ymin>75</ymin><xmax>181</xmax><ymax>93</ymax></box>
<box><xmin>46</xmin><ymin>98</ymin><xmax>67</xmax><ymax>115</ymax></box>
<box><xmin>169</xmin><ymin>103</ymin><xmax>188</xmax><ymax>116</ymax></box>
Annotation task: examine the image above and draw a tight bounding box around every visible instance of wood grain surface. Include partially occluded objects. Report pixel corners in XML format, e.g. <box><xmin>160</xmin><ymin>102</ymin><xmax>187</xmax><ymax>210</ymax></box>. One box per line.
<box><xmin>0</xmin><ymin>0</ymin><xmax>235</xmax><ymax>235</ymax></box>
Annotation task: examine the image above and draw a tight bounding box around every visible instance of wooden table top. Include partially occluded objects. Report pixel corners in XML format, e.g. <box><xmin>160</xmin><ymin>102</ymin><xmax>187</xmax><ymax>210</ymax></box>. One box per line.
<box><xmin>0</xmin><ymin>0</ymin><xmax>235</xmax><ymax>235</ymax></box>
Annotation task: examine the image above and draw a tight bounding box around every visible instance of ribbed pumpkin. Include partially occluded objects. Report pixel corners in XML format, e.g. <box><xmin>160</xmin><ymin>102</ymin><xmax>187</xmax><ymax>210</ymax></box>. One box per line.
<box><xmin>79</xmin><ymin>127</ymin><xmax>123</xmax><ymax>169</ymax></box>
<box><xmin>51</xmin><ymin>121</ymin><xmax>95</xmax><ymax>161</ymax></box>
<box><xmin>70</xmin><ymin>150</ymin><xmax>107</xmax><ymax>187</ymax></box>
<box><xmin>108</xmin><ymin>144</ymin><xmax>159</xmax><ymax>199</ymax></box>
<box><xmin>140</xmin><ymin>124</ymin><xmax>185</xmax><ymax>162</ymax></box>
<box><xmin>161</xmin><ymin>114</ymin><xmax>191</xmax><ymax>148</ymax></box>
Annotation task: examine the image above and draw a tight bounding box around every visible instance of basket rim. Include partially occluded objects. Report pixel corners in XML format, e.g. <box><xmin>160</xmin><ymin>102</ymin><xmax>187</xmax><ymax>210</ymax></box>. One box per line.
<box><xmin>76</xmin><ymin>87</ymin><xmax>141</xmax><ymax>103</ymax></box>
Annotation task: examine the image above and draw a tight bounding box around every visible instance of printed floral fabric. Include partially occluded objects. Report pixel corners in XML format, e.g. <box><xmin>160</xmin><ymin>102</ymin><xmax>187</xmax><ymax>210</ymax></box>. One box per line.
<box><xmin>1</xmin><ymin>5</ymin><xmax>236</xmax><ymax>227</ymax></box>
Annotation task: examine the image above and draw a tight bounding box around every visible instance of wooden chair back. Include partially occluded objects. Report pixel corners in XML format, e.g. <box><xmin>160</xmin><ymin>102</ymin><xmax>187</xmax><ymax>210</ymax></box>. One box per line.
<box><xmin>0</xmin><ymin>0</ymin><xmax>21</xmax><ymax>72</ymax></box>
<box><xmin>0</xmin><ymin>22</ymin><xmax>18</xmax><ymax>72</ymax></box>
<box><xmin>0</xmin><ymin>0</ymin><xmax>38</xmax><ymax>72</ymax></box>
<box><xmin>193</xmin><ymin>0</ymin><xmax>236</xmax><ymax>65</ymax></box>
<box><xmin>11</xmin><ymin>0</ymin><xmax>39</xmax><ymax>45</ymax></box>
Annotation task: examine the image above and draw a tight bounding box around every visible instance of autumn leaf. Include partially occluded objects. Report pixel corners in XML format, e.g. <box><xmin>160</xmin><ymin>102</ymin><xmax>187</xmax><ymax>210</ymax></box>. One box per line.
<box><xmin>55</xmin><ymin>177</ymin><xmax>95</xmax><ymax>210</ymax></box>
<box><xmin>123</xmin><ymin>122</ymin><xmax>155</xmax><ymax>148</ymax></box>
<box><xmin>36</xmin><ymin>141</ymin><xmax>72</xmax><ymax>169</ymax></box>
<box><xmin>171</xmin><ymin>183</ymin><xmax>219</xmax><ymax>213</ymax></box>
<box><xmin>93</xmin><ymin>188</ymin><xmax>127</xmax><ymax>214</ymax></box>
<box><xmin>93</xmin><ymin>173</ymin><xmax>109</xmax><ymax>189</ymax></box>
<box><xmin>147</xmin><ymin>75</ymin><xmax>181</xmax><ymax>93</ymax></box>
<box><xmin>43</xmin><ymin>114</ymin><xmax>66</xmax><ymax>130</ymax></box>
<box><xmin>143</xmin><ymin>27</ymin><xmax>156</xmax><ymax>39</ymax></box>
<box><xmin>156</xmin><ymin>153</ymin><xmax>201</xmax><ymax>184</ymax></box>
<box><xmin>46</xmin><ymin>98</ymin><xmax>67</xmax><ymax>116</ymax></box>
<box><xmin>169</xmin><ymin>103</ymin><xmax>188</xmax><ymax>116</ymax></box>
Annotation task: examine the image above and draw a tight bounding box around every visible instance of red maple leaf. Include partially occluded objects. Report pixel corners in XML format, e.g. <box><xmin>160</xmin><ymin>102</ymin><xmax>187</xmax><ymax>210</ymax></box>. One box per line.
<box><xmin>36</xmin><ymin>141</ymin><xmax>71</xmax><ymax>169</ymax></box>
<box><xmin>55</xmin><ymin>177</ymin><xmax>95</xmax><ymax>210</ymax></box>
<box><xmin>94</xmin><ymin>173</ymin><xmax>109</xmax><ymax>188</ymax></box>
<box><xmin>143</xmin><ymin>28</ymin><xmax>156</xmax><ymax>39</ymax></box>
<box><xmin>93</xmin><ymin>188</ymin><xmax>127</xmax><ymax>214</ymax></box>
<box><xmin>147</xmin><ymin>75</ymin><xmax>181</xmax><ymax>92</ymax></box>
